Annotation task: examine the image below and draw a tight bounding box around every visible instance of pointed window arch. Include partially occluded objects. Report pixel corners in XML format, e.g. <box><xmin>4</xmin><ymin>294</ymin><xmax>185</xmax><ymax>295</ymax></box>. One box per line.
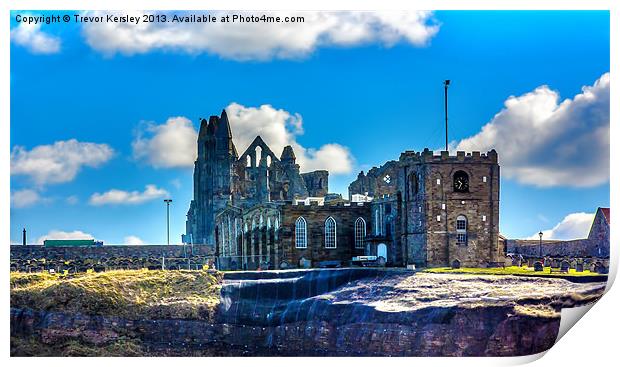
<box><xmin>325</xmin><ymin>216</ymin><xmax>337</xmax><ymax>249</ymax></box>
<box><xmin>355</xmin><ymin>217</ymin><xmax>366</xmax><ymax>249</ymax></box>
<box><xmin>295</xmin><ymin>217</ymin><xmax>307</xmax><ymax>248</ymax></box>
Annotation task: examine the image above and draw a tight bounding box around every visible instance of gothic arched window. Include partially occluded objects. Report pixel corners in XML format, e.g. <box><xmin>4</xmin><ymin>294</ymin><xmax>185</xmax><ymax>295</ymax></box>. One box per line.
<box><xmin>325</xmin><ymin>217</ymin><xmax>337</xmax><ymax>249</ymax></box>
<box><xmin>410</xmin><ymin>173</ymin><xmax>419</xmax><ymax>196</ymax></box>
<box><xmin>295</xmin><ymin>217</ymin><xmax>307</xmax><ymax>248</ymax></box>
<box><xmin>355</xmin><ymin>217</ymin><xmax>366</xmax><ymax>249</ymax></box>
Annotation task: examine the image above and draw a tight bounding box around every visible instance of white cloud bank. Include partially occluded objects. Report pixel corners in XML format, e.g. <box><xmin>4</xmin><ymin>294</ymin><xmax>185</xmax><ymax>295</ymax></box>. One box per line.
<box><xmin>11</xmin><ymin>22</ymin><xmax>61</xmax><ymax>54</ymax></box>
<box><xmin>226</xmin><ymin>103</ymin><xmax>354</xmax><ymax>174</ymax></box>
<box><xmin>11</xmin><ymin>189</ymin><xmax>42</xmax><ymax>208</ymax></box>
<box><xmin>455</xmin><ymin>73</ymin><xmax>609</xmax><ymax>188</ymax></box>
<box><xmin>124</xmin><ymin>235</ymin><xmax>145</xmax><ymax>245</ymax></box>
<box><xmin>132</xmin><ymin>117</ymin><xmax>198</xmax><ymax>168</ymax></box>
<box><xmin>36</xmin><ymin>230</ymin><xmax>94</xmax><ymax>245</ymax></box>
<box><xmin>131</xmin><ymin>103</ymin><xmax>354</xmax><ymax>174</ymax></box>
<box><xmin>11</xmin><ymin>139</ymin><xmax>114</xmax><ymax>186</ymax></box>
<box><xmin>529</xmin><ymin>212</ymin><xmax>594</xmax><ymax>240</ymax></box>
<box><xmin>89</xmin><ymin>184</ymin><xmax>169</xmax><ymax>206</ymax></box>
<box><xmin>81</xmin><ymin>11</ymin><xmax>439</xmax><ymax>60</ymax></box>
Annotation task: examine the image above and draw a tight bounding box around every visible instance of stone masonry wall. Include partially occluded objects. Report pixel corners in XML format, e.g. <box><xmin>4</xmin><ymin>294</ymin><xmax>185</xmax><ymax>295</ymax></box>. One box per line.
<box><xmin>279</xmin><ymin>203</ymin><xmax>371</xmax><ymax>267</ymax></box>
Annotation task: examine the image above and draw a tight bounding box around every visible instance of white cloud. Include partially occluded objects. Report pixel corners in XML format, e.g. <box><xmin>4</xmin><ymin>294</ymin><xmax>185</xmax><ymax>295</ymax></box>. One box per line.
<box><xmin>528</xmin><ymin>212</ymin><xmax>594</xmax><ymax>240</ymax></box>
<box><xmin>226</xmin><ymin>103</ymin><xmax>354</xmax><ymax>174</ymax></box>
<box><xmin>11</xmin><ymin>139</ymin><xmax>114</xmax><ymax>186</ymax></box>
<box><xmin>36</xmin><ymin>230</ymin><xmax>94</xmax><ymax>245</ymax></box>
<box><xmin>11</xmin><ymin>21</ymin><xmax>61</xmax><ymax>54</ymax></box>
<box><xmin>132</xmin><ymin>117</ymin><xmax>198</xmax><ymax>168</ymax></box>
<box><xmin>11</xmin><ymin>189</ymin><xmax>42</xmax><ymax>208</ymax></box>
<box><xmin>89</xmin><ymin>184</ymin><xmax>169</xmax><ymax>206</ymax></box>
<box><xmin>131</xmin><ymin>103</ymin><xmax>354</xmax><ymax>174</ymax></box>
<box><xmin>454</xmin><ymin>73</ymin><xmax>609</xmax><ymax>188</ymax></box>
<box><xmin>124</xmin><ymin>235</ymin><xmax>145</xmax><ymax>245</ymax></box>
<box><xmin>81</xmin><ymin>11</ymin><xmax>439</xmax><ymax>60</ymax></box>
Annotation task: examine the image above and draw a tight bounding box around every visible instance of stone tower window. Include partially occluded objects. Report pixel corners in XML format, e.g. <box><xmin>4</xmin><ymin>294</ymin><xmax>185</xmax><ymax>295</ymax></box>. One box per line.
<box><xmin>355</xmin><ymin>217</ymin><xmax>366</xmax><ymax>249</ymax></box>
<box><xmin>383</xmin><ymin>175</ymin><xmax>391</xmax><ymax>184</ymax></box>
<box><xmin>325</xmin><ymin>216</ymin><xmax>337</xmax><ymax>249</ymax></box>
<box><xmin>295</xmin><ymin>217</ymin><xmax>307</xmax><ymax>249</ymax></box>
<box><xmin>453</xmin><ymin>171</ymin><xmax>470</xmax><ymax>193</ymax></box>
<box><xmin>456</xmin><ymin>215</ymin><xmax>468</xmax><ymax>246</ymax></box>
<box><xmin>409</xmin><ymin>173</ymin><xmax>418</xmax><ymax>196</ymax></box>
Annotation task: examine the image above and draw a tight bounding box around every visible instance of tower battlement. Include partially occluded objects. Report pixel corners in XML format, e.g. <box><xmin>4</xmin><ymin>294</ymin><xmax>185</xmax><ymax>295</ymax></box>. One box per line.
<box><xmin>399</xmin><ymin>148</ymin><xmax>498</xmax><ymax>164</ymax></box>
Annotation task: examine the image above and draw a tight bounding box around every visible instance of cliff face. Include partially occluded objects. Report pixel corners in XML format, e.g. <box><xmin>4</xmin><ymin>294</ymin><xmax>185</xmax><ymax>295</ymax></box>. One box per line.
<box><xmin>10</xmin><ymin>269</ymin><xmax>605</xmax><ymax>357</ymax></box>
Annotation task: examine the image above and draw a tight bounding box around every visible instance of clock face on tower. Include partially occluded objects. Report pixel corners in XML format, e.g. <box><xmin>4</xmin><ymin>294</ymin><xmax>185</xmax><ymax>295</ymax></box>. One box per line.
<box><xmin>453</xmin><ymin>171</ymin><xmax>469</xmax><ymax>193</ymax></box>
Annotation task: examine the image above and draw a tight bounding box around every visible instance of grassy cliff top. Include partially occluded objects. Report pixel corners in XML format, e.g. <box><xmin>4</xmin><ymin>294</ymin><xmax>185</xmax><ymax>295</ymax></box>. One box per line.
<box><xmin>10</xmin><ymin>269</ymin><xmax>222</xmax><ymax>320</ymax></box>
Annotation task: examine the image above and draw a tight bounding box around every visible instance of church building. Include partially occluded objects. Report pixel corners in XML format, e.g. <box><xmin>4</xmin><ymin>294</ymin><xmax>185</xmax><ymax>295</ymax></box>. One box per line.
<box><xmin>185</xmin><ymin>109</ymin><xmax>503</xmax><ymax>270</ymax></box>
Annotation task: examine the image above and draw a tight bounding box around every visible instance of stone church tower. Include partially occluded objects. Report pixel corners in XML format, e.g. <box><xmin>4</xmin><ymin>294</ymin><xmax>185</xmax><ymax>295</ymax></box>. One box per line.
<box><xmin>399</xmin><ymin>149</ymin><xmax>501</xmax><ymax>268</ymax></box>
<box><xmin>186</xmin><ymin>110</ymin><xmax>238</xmax><ymax>245</ymax></box>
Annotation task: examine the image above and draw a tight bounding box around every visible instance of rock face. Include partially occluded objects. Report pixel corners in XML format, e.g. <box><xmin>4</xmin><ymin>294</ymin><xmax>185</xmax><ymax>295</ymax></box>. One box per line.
<box><xmin>10</xmin><ymin>269</ymin><xmax>606</xmax><ymax>357</ymax></box>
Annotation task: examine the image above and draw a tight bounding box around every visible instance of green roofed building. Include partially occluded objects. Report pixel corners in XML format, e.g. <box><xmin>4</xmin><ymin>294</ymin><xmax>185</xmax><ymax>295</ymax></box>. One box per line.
<box><xmin>43</xmin><ymin>239</ymin><xmax>103</xmax><ymax>247</ymax></box>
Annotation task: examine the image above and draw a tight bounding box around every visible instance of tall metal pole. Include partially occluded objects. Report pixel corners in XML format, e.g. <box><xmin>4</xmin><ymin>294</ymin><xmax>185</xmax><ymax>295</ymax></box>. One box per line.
<box><xmin>444</xmin><ymin>80</ymin><xmax>451</xmax><ymax>152</ymax></box>
<box><xmin>164</xmin><ymin>199</ymin><xmax>172</xmax><ymax>245</ymax></box>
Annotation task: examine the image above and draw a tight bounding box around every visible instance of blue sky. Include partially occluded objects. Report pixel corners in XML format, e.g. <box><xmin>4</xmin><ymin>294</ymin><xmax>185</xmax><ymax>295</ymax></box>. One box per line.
<box><xmin>10</xmin><ymin>10</ymin><xmax>609</xmax><ymax>245</ymax></box>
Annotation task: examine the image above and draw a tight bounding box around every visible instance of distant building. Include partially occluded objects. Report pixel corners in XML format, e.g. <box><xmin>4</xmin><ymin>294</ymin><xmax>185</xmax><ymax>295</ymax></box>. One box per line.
<box><xmin>43</xmin><ymin>239</ymin><xmax>103</xmax><ymax>247</ymax></box>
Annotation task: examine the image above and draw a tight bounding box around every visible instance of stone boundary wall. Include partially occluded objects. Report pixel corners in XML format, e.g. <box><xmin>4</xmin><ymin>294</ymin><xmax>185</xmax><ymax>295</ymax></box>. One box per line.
<box><xmin>11</xmin><ymin>245</ymin><xmax>213</xmax><ymax>259</ymax></box>
<box><xmin>10</xmin><ymin>245</ymin><xmax>215</xmax><ymax>272</ymax></box>
<box><xmin>506</xmin><ymin>238</ymin><xmax>608</xmax><ymax>258</ymax></box>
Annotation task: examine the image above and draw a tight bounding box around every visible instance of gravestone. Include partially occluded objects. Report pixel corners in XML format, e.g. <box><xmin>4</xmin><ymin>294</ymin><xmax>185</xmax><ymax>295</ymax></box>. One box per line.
<box><xmin>590</xmin><ymin>263</ymin><xmax>598</xmax><ymax>272</ymax></box>
<box><xmin>560</xmin><ymin>261</ymin><xmax>570</xmax><ymax>273</ymax></box>
<box><xmin>575</xmin><ymin>263</ymin><xmax>584</xmax><ymax>272</ymax></box>
<box><xmin>299</xmin><ymin>257</ymin><xmax>311</xmax><ymax>269</ymax></box>
<box><xmin>451</xmin><ymin>259</ymin><xmax>461</xmax><ymax>269</ymax></box>
<box><xmin>543</xmin><ymin>258</ymin><xmax>551</xmax><ymax>267</ymax></box>
<box><xmin>280</xmin><ymin>261</ymin><xmax>290</xmax><ymax>269</ymax></box>
<box><xmin>533</xmin><ymin>262</ymin><xmax>543</xmax><ymax>271</ymax></box>
<box><xmin>594</xmin><ymin>263</ymin><xmax>604</xmax><ymax>274</ymax></box>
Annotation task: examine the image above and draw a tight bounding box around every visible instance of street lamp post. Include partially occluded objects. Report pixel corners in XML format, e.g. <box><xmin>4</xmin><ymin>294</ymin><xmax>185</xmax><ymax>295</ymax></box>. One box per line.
<box><xmin>538</xmin><ymin>231</ymin><xmax>543</xmax><ymax>258</ymax></box>
<box><xmin>164</xmin><ymin>199</ymin><xmax>173</xmax><ymax>245</ymax></box>
<box><xmin>162</xmin><ymin>199</ymin><xmax>172</xmax><ymax>271</ymax></box>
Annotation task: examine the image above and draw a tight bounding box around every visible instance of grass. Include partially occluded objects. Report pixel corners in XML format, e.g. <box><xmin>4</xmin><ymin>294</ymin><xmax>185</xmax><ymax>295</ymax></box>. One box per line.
<box><xmin>10</xmin><ymin>269</ymin><xmax>223</xmax><ymax>320</ymax></box>
<box><xmin>423</xmin><ymin>266</ymin><xmax>602</xmax><ymax>277</ymax></box>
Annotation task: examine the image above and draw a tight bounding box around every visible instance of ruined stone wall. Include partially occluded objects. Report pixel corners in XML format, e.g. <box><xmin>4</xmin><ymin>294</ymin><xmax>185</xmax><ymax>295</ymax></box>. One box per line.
<box><xmin>301</xmin><ymin>170</ymin><xmax>329</xmax><ymax>197</ymax></box>
<box><xmin>348</xmin><ymin>161</ymin><xmax>399</xmax><ymax>199</ymax></box>
<box><xmin>279</xmin><ymin>203</ymin><xmax>370</xmax><ymax>267</ymax></box>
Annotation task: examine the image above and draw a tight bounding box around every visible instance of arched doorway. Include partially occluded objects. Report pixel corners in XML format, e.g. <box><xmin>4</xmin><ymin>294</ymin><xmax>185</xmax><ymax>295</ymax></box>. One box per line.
<box><xmin>377</xmin><ymin>243</ymin><xmax>387</xmax><ymax>259</ymax></box>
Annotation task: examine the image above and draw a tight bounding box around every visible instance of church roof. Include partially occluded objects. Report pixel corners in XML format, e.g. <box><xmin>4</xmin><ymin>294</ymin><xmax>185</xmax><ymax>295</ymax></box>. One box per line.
<box><xmin>599</xmin><ymin>207</ymin><xmax>610</xmax><ymax>224</ymax></box>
